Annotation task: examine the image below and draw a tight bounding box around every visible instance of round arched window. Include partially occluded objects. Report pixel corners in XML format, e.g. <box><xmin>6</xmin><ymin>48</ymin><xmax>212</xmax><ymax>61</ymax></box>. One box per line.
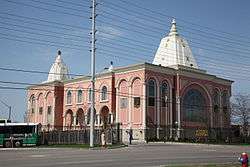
<box><xmin>182</xmin><ymin>89</ymin><xmax>206</xmax><ymax>122</ymax></box>
<box><xmin>213</xmin><ymin>90</ymin><xmax>220</xmax><ymax>112</ymax></box>
<box><xmin>66</xmin><ymin>90</ymin><xmax>72</xmax><ymax>104</ymax></box>
<box><xmin>148</xmin><ymin>80</ymin><xmax>156</xmax><ymax>106</ymax></box>
<box><xmin>161</xmin><ymin>82</ymin><xmax>168</xmax><ymax>107</ymax></box>
<box><xmin>101</xmin><ymin>86</ymin><xmax>108</xmax><ymax>101</ymax></box>
<box><xmin>77</xmin><ymin>90</ymin><xmax>83</xmax><ymax>103</ymax></box>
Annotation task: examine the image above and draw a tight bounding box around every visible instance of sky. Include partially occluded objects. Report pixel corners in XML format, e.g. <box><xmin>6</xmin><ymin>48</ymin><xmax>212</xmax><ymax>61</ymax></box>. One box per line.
<box><xmin>0</xmin><ymin>0</ymin><xmax>250</xmax><ymax>122</ymax></box>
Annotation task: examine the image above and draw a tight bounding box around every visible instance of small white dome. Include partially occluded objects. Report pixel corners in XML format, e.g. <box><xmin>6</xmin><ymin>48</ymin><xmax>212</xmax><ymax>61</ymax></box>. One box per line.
<box><xmin>153</xmin><ymin>19</ymin><xmax>198</xmax><ymax>69</ymax></box>
<box><xmin>47</xmin><ymin>51</ymin><xmax>70</xmax><ymax>82</ymax></box>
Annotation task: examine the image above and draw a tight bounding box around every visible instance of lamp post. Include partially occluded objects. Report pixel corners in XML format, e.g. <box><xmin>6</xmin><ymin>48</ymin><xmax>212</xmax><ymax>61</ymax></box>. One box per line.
<box><xmin>0</xmin><ymin>99</ymin><xmax>11</xmax><ymax>121</ymax></box>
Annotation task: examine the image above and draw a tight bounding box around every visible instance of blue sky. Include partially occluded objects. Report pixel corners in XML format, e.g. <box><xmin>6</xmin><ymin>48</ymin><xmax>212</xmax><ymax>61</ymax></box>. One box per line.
<box><xmin>0</xmin><ymin>0</ymin><xmax>250</xmax><ymax>121</ymax></box>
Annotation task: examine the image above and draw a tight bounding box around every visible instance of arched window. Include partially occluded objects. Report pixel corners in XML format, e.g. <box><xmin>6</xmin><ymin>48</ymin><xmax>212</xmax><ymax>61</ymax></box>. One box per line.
<box><xmin>65</xmin><ymin>110</ymin><xmax>73</xmax><ymax>128</ymax></box>
<box><xmin>101</xmin><ymin>86</ymin><xmax>108</xmax><ymax>101</ymax></box>
<box><xmin>161</xmin><ymin>82</ymin><xmax>168</xmax><ymax>107</ymax></box>
<box><xmin>182</xmin><ymin>89</ymin><xmax>206</xmax><ymax>122</ymax></box>
<box><xmin>213</xmin><ymin>89</ymin><xmax>220</xmax><ymax>112</ymax></box>
<box><xmin>222</xmin><ymin>91</ymin><xmax>228</xmax><ymax>112</ymax></box>
<box><xmin>66</xmin><ymin>90</ymin><xmax>72</xmax><ymax>104</ymax></box>
<box><xmin>108</xmin><ymin>113</ymin><xmax>112</xmax><ymax>124</ymax></box>
<box><xmin>77</xmin><ymin>90</ymin><xmax>83</xmax><ymax>103</ymax></box>
<box><xmin>148</xmin><ymin>80</ymin><xmax>156</xmax><ymax>106</ymax></box>
<box><xmin>31</xmin><ymin>95</ymin><xmax>35</xmax><ymax>114</ymax></box>
<box><xmin>88</xmin><ymin>88</ymin><xmax>91</xmax><ymax>102</ymax></box>
<box><xmin>76</xmin><ymin>109</ymin><xmax>84</xmax><ymax>126</ymax></box>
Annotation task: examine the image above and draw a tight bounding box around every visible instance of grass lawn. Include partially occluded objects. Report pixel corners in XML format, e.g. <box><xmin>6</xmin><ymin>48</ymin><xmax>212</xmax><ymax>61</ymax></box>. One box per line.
<box><xmin>166</xmin><ymin>163</ymin><xmax>240</xmax><ymax>167</ymax></box>
<box><xmin>39</xmin><ymin>143</ymin><xmax>127</xmax><ymax>149</ymax></box>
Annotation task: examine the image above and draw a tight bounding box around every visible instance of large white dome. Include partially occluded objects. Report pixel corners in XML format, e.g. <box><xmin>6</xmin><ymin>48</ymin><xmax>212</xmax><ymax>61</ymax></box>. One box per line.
<box><xmin>153</xmin><ymin>19</ymin><xmax>198</xmax><ymax>69</ymax></box>
<box><xmin>47</xmin><ymin>50</ymin><xmax>70</xmax><ymax>82</ymax></box>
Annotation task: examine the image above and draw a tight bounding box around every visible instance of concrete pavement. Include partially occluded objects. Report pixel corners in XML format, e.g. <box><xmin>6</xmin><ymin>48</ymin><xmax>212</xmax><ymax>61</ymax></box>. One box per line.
<box><xmin>0</xmin><ymin>143</ymin><xmax>247</xmax><ymax>167</ymax></box>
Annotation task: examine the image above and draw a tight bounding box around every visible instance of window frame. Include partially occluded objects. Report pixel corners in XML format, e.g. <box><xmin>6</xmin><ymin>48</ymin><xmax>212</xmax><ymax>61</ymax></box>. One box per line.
<box><xmin>77</xmin><ymin>89</ymin><xmax>83</xmax><ymax>104</ymax></box>
<box><xmin>161</xmin><ymin>82</ymin><xmax>168</xmax><ymax>107</ymax></box>
<box><xmin>133</xmin><ymin>96</ymin><xmax>141</xmax><ymax>108</ymax></box>
<box><xmin>120</xmin><ymin>97</ymin><xmax>128</xmax><ymax>109</ymax></box>
<box><xmin>148</xmin><ymin>79</ymin><xmax>156</xmax><ymax>107</ymax></box>
<box><xmin>213</xmin><ymin>89</ymin><xmax>220</xmax><ymax>113</ymax></box>
<box><xmin>66</xmin><ymin>90</ymin><xmax>72</xmax><ymax>105</ymax></box>
<box><xmin>39</xmin><ymin>107</ymin><xmax>43</xmax><ymax>115</ymax></box>
<box><xmin>88</xmin><ymin>88</ymin><xmax>92</xmax><ymax>103</ymax></box>
<box><xmin>100</xmin><ymin>86</ymin><xmax>108</xmax><ymax>102</ymax></box>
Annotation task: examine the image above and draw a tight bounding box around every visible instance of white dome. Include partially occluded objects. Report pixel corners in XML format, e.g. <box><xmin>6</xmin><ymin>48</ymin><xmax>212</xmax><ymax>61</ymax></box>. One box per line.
<box><xmin>47</xmin><ymin>51</ymin><xmax>70</xmax><ymax>82</ymax></box>
<box><xmin>153</xmin><ymin>19</ymin><xmax>198</xmax><ymax>69</ymax></box>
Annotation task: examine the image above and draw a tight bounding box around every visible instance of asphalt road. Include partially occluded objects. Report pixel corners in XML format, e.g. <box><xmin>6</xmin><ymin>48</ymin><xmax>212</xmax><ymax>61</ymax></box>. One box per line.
<box><xmin>0</xmin><ymin>143</ymin><xmax>248</xmax><ymax>167</ymax></box>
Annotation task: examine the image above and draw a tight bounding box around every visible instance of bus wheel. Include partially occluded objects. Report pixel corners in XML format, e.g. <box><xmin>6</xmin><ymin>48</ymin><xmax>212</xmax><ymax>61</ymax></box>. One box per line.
<box><xmin>15</xmin><ymin>141</ymin><xmax>22</xmax><ymax>147</ymax></box>
<box><xmin>4</xmin><ymin>141</ymin><xmax>12</xmax><ymax>148</ymax></box>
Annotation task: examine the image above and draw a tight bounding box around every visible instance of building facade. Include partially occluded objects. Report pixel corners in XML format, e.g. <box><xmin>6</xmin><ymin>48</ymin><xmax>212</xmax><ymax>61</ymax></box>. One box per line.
<box><xmin>27</xmin><ymin>20</ymin><xmax>233</xmax><ymax>142</ymax></box>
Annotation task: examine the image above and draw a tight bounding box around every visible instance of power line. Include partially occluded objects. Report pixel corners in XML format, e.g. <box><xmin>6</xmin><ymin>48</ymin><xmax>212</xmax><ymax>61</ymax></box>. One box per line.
<box><xmin>1</xmin><ymin>29</ymin><xmax>250</xmax><ymax>77</ymax></box>
<box><xmin>114</xmin><ymin>0</ymin><xmax>250</xmax><ymax>42</ymax></box>
<box><xmin>0</xmin><ymin>32</ymin><xmax>88</xmax><ymax>48</ymax></box>
<box><xmin>54</xmin><ymin>0</ymin><xmax>90</xmax><ymax>8</ymax></box>
<box><xmin>0</xmin><ymin>21</ymin><xmax>87</xmax><ymax>39</ymax></box>
<box><xmin>4</xmin><ymin>0</ymin><xmax>88</xmax><ymax>19</ymax></box>
<box><xmin>97</xmin><ymin>19</ymin><xmax>250</xmax><ymax>58</ymax></box>
<box><xmin>2</xmin><ymin>10</ymin><xmax>250</xmax><ymax>58</ymax></box>
<box><xmin>1</xmin><ymin>32</ymin><xmax>250</xmax><ymax>77</ymax></box>
<box><xmin>0</xmin><ymin>12</ymin><xmax>90</xmax><ymax>31</ymax></box>
<box><xmin>0</xmin><ymin>35</ymin><xmax>83</xmax><ymax>50</ymax></box>
<box><xmin>0</xmin><ymin>67</ymin><xmax>85</xmax><ymax>77</ymax></box>
<box><xmin>0</xmin><ymin>26</ymin><xmax>88</xmax><ymax>43</ymax></box>
<box><xmin>101</xmin><ymin>0</ymin><xmax>250</xmax><ymax>46</ymax></box>
<box><xmin>2</xmin><ymin>17</ymin><xmax>250</xmax><ymax>61</ymax></box>
<box><xmin>29</xmin><ymin>0</ymin><xmax>90</xmax><ymax>14</ymax></box>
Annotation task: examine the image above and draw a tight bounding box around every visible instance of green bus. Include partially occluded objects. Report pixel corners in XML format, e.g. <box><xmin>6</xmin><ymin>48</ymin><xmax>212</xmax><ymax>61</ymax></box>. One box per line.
<box><xmin>0</xmin><ymin>122</ymin><xmax>41</xmax><ymax>147</ymax></box>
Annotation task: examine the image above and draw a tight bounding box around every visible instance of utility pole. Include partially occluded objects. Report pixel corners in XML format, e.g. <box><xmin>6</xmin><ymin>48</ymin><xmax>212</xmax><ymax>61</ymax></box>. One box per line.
<box><xmin>0</xmin><ymin>99</ymin><xmax>11</xmax><ymax>121</ymax></box>
<box><xmin>90</xmin><ymin>0</ymin><xmax>97</xmax><ymax>148</ymax></box>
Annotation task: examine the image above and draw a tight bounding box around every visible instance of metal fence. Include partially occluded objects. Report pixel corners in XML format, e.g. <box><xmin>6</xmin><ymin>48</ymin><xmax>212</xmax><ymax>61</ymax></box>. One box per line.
<box><xmin>39</xmin><ymin>124</ymin><xmax>122</xmax><ymax>145</ymax></box>
<box><xmin>145</xmin><ymin>125</ymin><xmax>250</xmax><ymax>144</ymax></box>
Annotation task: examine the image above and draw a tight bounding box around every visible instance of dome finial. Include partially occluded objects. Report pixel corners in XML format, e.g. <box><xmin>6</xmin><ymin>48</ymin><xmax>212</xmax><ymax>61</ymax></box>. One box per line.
<box><xmin>58</xmin><ymin>50</ymin><xmax>61</xmax><ymax>55</ymax></box>
<box><xmin>46</xmin><ymin>50</ymin><xmax>70</xmax><ymax>82</ymax></box>
<box><xmin>169</xmin><ymin>18</ymin><xmax>178</xmax><ymax>36</ymax></box>
<box><xmin>172</xmin><ymin>18</ymin><xmax>176</xmax><ymax>24</ymax></box>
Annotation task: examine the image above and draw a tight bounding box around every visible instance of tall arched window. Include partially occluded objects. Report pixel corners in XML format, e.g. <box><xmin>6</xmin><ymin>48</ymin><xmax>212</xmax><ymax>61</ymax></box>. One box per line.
<box><xmin>148</xmin><ymin>80</ymin><xmax>156</xmax><ymax>106</ymax></box>
<box><xmin>76</xmin><ymin>108</ymin><xmax>84</xmax><ymax>126</ymax></box>
<box><xmin>31</xmin><ymin>95</ymin><xmax>35</xmax><ymax>114</ymax></box>
<box><xmin>161</xmin><ymin>82</ymin><xmax>168</xmax><ymax>107</ymax></box>
<box><xmin>213</xmin><ymin>89</ymin><xmax>220</xmax><ymax>112</ymax></box>
<box><xmin>65</xmin><ymin>110</ymin><xmax>73</xmax><ymax>128</ymax></box>
<box><xmin>66</xmin><ymin>90</ymin><xmax>72</xmax><ymax>104</ymax></box>
<box><xmin>222</xmin><ymin>91</ymin><xmax>228</xmax><ymax>112</ymax></box>
<box><xmin>88</xmin><ymin>88</ymin><xmax>91</xmax><ymax>102</ymax></box>
<box><xmin>77</xmin><ymin>90</ymin><xmax>83</xmax><ymax>103</ymax></box>
<box><xmin>101</xmin><ymin>86</ymin><xmax>108</xmax><ymax>101</ymax></box>
<box><xmin>182</xmin><ymin>89</ymin><xmax>206</xmax><ymax>122</ymax></box>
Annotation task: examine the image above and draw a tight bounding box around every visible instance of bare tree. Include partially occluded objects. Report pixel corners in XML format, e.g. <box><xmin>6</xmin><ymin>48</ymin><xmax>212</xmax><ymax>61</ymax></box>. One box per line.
<box><xmin>231</xmin><ymin>94</ymin><xmax>250</xmax><ymax>141</ymax></box>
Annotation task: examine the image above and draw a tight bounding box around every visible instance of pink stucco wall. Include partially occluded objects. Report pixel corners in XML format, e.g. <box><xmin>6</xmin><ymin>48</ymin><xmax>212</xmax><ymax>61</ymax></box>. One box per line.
<box><xmin>27</xmin><ymin>64</ymin><xmax>232</xmax><ymax>134</ymax></box>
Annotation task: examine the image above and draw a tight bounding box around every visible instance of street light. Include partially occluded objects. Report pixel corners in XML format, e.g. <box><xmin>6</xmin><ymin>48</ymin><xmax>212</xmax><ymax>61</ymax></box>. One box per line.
<box><xmin>0</xmin><ymin>99</ymin><xmax>11</xmax><ymax>121</ymax></box>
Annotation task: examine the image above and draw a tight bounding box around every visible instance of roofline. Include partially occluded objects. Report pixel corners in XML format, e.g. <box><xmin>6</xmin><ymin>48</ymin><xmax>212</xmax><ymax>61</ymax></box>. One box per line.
<box><xmin>27</xmin><ymin>80</ymin><xmax>64</xmax><ymax>89</ymax></box>
<box><xmin>26</xmin><ymin>62</ymin><xmax>233</xmax><ymax>88</ymax></box>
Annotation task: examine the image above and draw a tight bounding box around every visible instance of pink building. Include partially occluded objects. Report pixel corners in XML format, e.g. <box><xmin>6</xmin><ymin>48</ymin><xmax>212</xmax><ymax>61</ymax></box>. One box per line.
<box><xmin>27</xmin><ymin>20</ymin><xmax>233</xmax><ymax>142</ymax></box>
